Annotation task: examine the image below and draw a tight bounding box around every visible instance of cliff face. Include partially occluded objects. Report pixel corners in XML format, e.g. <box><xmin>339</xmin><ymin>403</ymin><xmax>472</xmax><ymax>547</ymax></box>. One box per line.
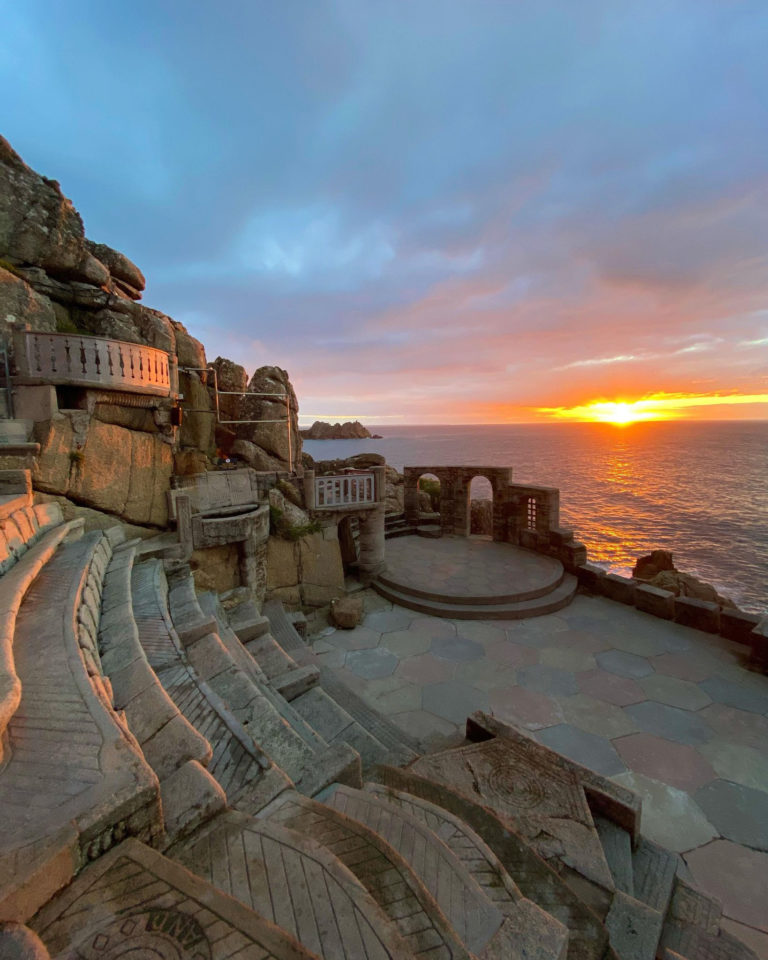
<box><xmin>0</xmin><ymin>136</ymin><xmax>301</xmax><ymax>527</ymax></box>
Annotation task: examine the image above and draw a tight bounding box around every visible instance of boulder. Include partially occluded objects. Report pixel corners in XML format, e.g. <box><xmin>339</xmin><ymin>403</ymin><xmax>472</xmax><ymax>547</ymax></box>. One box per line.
<box><xmin>171</xmin><ymin>321</ymin><xmax>206</xmax><ymax>368</ymax></box>
<box><xmin>0</xmin><ymin>266</ymin><xmax>56</xmax><ymax>340</ymax></box>
<box><xmin>230</xmin><ymin>438</ymin><xmax>285</xmax><ymax>471</ymax></box>
<box><xmin>330</xmin><ymin>595</ymin><xmax>363</xmax><ymax>629</ymax></box>
<box><xmin>632</xmin><ymin>549</ymin><xmax>675</xmax><ymax>580</ymax></box>
<box><xmin>178</xmin><ymin>372</ymin><xmax>214</xmax><ymax>453</ymax></box>
<box><xmin>0</xmin><ymin>136</ymin><xmax>107</xmax><ymax>284</ymax></box>
<box><xmin>268</xmin><ymin>487</ymin><xmax>310</xmax><ymax>530</ymax></box>
<box><xmin>85</xmin><ymin>239</ymin><xmax>145</xmax><ymax>293</ymax></box>
<box><xmin>649</xmin><ymin>570</ymin><xmax>735</xmax><ymax>608</ymax></box>
<box><xmin>237</xmin><ymin>366</ymin><xmax>301</xmax><ymax>469</ymax></box>
<box><xmin>211</xmin><ymin>355</ymin><xmax>248</xmax><ymax>424</ymax></box>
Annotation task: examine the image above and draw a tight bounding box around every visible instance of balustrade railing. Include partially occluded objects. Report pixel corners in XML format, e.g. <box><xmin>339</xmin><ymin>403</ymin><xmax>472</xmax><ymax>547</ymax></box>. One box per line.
<box><xmin>15</xmin><ymin>330</ymin><xmax>174</xmax><ymax>397</ymax></box>
<box><xmin>315</xmin><ymin>472</ymin><xmax>375</xmax><ymax>508</ymax></box>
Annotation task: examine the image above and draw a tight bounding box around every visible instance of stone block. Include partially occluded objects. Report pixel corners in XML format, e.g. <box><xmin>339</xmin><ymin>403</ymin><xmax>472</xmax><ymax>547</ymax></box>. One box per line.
<box><xmin>330</xmin><ymin>595</ymin><xmax>363</xmax><ymax>629</ymax></box>
<box><xmin>272</xmin><ymin>665</ymin><xmax>320</xmax><ymax>701</ymax></box>
<box><xmin>720</xmin><ymin>607</ymin><xmax>761</xmax><ymax>644</ymax></box>
<box><xmin>601</xmin><ymin>573</ymin><xmax>637</xmax><ymax>605</ymax></box>
<box><xmin>549</xmin><ymin>527</ymin><xmax>574</xmax><ymax>546</ymax></box>
<box><xmin>635</xmin><ymin>583</ymin><xmax>675</xmax><ymax>620</ymax></box>
<box><xmin>749</xmin><ymin>619</ymin><xmax>768</xmax><ymax>672</ymax></box>
<box><xmin>673</xmin><ymin>596</ymin><xmax>720</xmax><ymax>634</ymax></box>
<box><xmin>142</xmin><ymin>713</ymin><xmax>212</xmax><ymax>781</ymax></box>
<box><xmin>160</xmin><ymin>760</ymin><xmax>226</xmax><ymax>844</ymax></box>
<box><xmin>122</xmin><ymin>682</ymin><xmax>177</xmax><ymax>744</ymax></box>
<box><xmin>185</xmin><ymin>632</ymin><xmax>232</xmax><ymax>681</ymax></box>
<box><xmin>560</xmin><ymin>540</ymin><xmax>587</xmax><ymax>567</ymax></box>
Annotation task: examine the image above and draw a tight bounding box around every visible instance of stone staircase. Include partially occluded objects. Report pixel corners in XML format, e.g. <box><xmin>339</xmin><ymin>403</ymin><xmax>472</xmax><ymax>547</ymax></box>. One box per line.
<box><xmin>0</xmin><ymin>468</ymin><xmax>758</xmax><ymax>960</ymax></box>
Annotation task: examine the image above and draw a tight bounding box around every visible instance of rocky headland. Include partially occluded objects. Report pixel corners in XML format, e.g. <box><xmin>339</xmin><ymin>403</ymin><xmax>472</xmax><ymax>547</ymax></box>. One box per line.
<box><xmin>300</xmin><ymin>419</ymin><xmax>381</xmax><ymax>439</ymax></box>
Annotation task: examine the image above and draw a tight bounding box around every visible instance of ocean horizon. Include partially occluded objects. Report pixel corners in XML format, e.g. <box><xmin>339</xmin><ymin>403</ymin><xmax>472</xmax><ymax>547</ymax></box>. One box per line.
<box><xmin>304</xmin><ymin>419</ymin><xmax>768</xmax><ymax>616</ymax></box>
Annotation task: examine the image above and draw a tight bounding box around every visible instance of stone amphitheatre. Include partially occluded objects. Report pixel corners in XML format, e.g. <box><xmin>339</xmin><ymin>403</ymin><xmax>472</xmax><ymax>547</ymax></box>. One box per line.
<box><xmin>0</xmin><ymin>136</ymin><xmax>767</xmax><ymax>960</ymax></box>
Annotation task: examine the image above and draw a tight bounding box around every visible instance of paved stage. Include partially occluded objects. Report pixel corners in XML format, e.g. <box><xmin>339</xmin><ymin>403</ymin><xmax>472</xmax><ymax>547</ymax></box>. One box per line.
<box><xmin>309</xmin><ymin>536</ymin><xmax>768</xmax><ymax>956</ymax></box>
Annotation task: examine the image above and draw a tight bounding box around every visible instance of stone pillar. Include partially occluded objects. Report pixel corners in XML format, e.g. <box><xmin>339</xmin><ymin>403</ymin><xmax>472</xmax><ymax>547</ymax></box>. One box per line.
<box><xmin>175</xmin><ymin>494</ymin><xmax>194</xmax><ymax>560</ymax></box>
<box><xmin>404</xmin><ymin>472</ymin><xmax>420</xmax><ymax>524</ymax></box>
<box><xmin>239</xmin><ymin>537</ymin><xmax>268</xmax><ymax>603</ymax></box>
<box><xmin>303</xmin><ymin>469</ymin><xmax>316</xmax><ymax>509</ymax></box>
<box><xmin>452</xmin><ymin>475</ymin><xmax>469</xmax><ymax>536</ymax></box>
<box><xmin>372</xmin><ymin>464</ymin><xmax>386</xmax><ymax>503</ymax></box>
<box><xmin>357</xmin><ymin>504</ymin><xmax>386</xmax><ymax>583</ymax></box>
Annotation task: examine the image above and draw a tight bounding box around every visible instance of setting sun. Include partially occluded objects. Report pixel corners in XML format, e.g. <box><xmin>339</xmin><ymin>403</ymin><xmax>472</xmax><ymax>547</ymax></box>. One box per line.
<box><xmin>539</xmin><ymin>392</ymin><xmax>768</xmax><ymax>424</ymax></box>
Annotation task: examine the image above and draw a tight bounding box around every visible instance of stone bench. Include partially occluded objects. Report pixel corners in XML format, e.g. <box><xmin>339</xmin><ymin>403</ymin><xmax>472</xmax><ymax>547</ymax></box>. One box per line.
<box><xmin>0</xmin><ymin>532</ymin><xmax>160</xmax><ymax>923</ymax></box>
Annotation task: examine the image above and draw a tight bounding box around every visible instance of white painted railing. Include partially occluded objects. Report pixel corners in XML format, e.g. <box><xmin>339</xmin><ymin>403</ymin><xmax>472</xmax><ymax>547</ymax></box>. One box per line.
<box><xmin>315</xmin><ymin>473</ymin><xmax>375</xmax><ymax>508</ymax></box>
<box><xmin>17</xmin><ymin>330</ymin><xmax>173</xmax><ymax>396</ymax></box>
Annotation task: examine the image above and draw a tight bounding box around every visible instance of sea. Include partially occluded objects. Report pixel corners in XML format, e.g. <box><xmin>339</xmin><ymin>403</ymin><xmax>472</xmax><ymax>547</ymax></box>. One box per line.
<box><xmin>303</xmin><ymin>421</ymin><xmax>768</xmax><ymax>616</ymax></box>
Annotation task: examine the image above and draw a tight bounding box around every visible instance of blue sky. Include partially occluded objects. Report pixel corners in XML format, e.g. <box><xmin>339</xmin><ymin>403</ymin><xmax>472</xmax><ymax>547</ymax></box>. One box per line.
<box><xmin>3</xmin><ymin>1</ymin><xmax>767</xmax><ymax>422</ymax></box>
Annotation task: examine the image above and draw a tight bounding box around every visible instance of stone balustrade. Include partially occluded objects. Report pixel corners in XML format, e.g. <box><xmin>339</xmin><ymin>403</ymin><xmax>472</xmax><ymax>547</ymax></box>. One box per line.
<box><xmin>13</xmin><ymin>329</ymin><xmax>176</xmax><ymax>397</ymax></box>
<box><xmin>314</xmin><ymin>472</ymin><xmax>375</xmax><ymax>508</ymax></box>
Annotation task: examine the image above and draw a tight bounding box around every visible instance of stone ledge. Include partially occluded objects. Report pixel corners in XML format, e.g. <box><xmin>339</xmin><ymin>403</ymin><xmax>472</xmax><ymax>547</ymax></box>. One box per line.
<box><xmin>635</xmin><ymin>583</ymin><xmax>675</xmax><ymax>620</ymax></box>
<box><xmin>674</xmin><ymin>596</ymin><xmax>720</xmax><ymax>634</ymax></box>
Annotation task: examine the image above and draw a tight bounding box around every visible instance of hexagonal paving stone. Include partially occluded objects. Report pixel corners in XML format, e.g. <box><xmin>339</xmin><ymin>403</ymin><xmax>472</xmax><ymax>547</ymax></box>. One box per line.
<box><xmin>431</xmin><ymin>633</ymin><xmax>485</xmax><ymax>662</ymax></box>
<box><xmin>651</xmin><ymin>652</ymin><xmax>716</xmax><ymax>683</ymax></box>
<box><xmin>364</xmin><ymin>608</ymin><xmax>414</xmax><ymax>632</ymax></box>
<box><xmin>554</xmin><ymin>628</ymin><xmax>613</xmax><ymax>654</ymax></box>
<box><xmin>346</xmin><ymin>647</ymin><xmax>399</xmax><ymax>680</ymax></box>
<box><xmin>380</xmin><ymin>627</ymin><xmax>432</xmax><ymax>658</ymax></box>
<box><xmin>577</xmin><ymin>668</ymin><xmax>646</xmax><ymax>706</ymax></box>
<box><xmin>698</xmin><ymin>741</ymin><xmax>768</xmax><ymax>792</ymax></box>
<box><xmin>365</xmin><ymin>677</ymin><xmax>422</xmax><ymax>715</ymax></box>
<box><xmin>396</xmin><ymin>653</ymin><xmax>453</xmax><ymax>685</ymax></box>
<box><xmin>408</xmin><ymin>615</ymin><xmax>456</xmax><ymax>637</ymax></box>
<box><xmin>560</xmin><ymin>613</ymin><xmax>614</xmax><ymax>633</ymax></box>
<box><xmin>698</xmin><ymin>704</ymin><xmax>768</xmax><ymax>755</ymax></box>
<box><xmin>454</xmin><ymin>659</ymin><xmax>517</xmax><ymax>692</ymax></box>
<box><xmin>624</xmin><ymin>701</ymin><xmax>714</xmax><ymax>746</ymax></box>
<box><xmin>694</xmin><ymin>780</ymin><xmax>768</xmax><ymax>851</ymax></box>
<box><xmin>517</xmin><ymin>664</ymin><xmax>579</xmax><ymax>697</ymax></box>
<box><xmin>422</xmin><ymin>680</ymin><xmax>490</xmax><ymax>725</ymax></box>
<box><xmin>324</xmin><ymin>626</ymin><xmax>381</xmax><ymax>652</ymax></box>
<box><xmin>488</xmin><ymin>686</ymin><xmax>563</xmax><ymax>731</ymax></box>
<box><xmin>610</xmin><ymin>630</ymin><xmax>670</xmax><ymax>658</ymax></box>
<box><xmin>539</xmin><ymin>646</ymin><xmax>596</xmax><ymax>674</ymax></box>
<box><xmin>612</xmin><ymin>771</ymin><xmax>718</xmax><ymax>853</ymax></box>
<box><xmin>684</xmin><ymin>840</ymin><xmax>768</xmax><ymax>933</ymax></box>
<box><xmin>560</xmin><ymin>694</ymin><xmax>638</xmax><ymax>739</ymax></box>
<box><xmin>483</xmin><ymin>638</ymin><xmax>540</xmax><ymax>668</ymax></box>
<box><xmin>449</xmin><ymin>620</ymin><xmax>506</xmax><ymax>645</ymax></box>
<box><xmin>699</xmin><ymin>677</ymin><xmax>768</xmax><ymax>716</ymax></box>
<box><xmin>536</xmin><ymin>724</ymin><xmax>626</xmax><ymax>776</ymax></box>
<box><xmin>638</xmin><ymin>674</ymin><xmax>713</xmax><ymax>712</ymax></box>
<box><xmin>614</xmin><ymin>733</ymin><xmax>716</xmax><ymax>792</ymax></box>
<box><xmin>596</xmin><ymin>649</ymin><xmax>654</xmax><ymax>679</ymax></box>
<box><xmin>389</xmin><ymin>709</ymin><xmax>460</xmax><ymax>750</ymax></box>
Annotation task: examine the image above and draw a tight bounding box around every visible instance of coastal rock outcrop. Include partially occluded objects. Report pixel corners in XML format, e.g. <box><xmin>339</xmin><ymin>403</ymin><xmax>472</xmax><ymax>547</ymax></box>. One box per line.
<box><xmin>633</xmin><ymin>550</ymin><xmax>734</xmax><ymax>607</ymax></box>
<box><xmin>300</xmin><ymin>419</ymin><xmax>379</xmax><ymax>440</ymax></box>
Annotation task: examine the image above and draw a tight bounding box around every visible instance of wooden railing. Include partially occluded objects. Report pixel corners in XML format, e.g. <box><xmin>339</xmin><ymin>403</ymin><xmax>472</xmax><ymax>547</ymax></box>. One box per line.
<box><xmin>315</xmin><ymin>472</ymin><xmax>375</xmax><ymax>508</ymax></box>
<box><xmin>14</xmin><ymin>330</ymin><xmax>174</xmax><ymax>397</ymax></box>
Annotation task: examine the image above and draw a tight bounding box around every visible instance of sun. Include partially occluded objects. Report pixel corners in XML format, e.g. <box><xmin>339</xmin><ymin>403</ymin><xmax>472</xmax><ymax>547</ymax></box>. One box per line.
<box><xmin>591</xmin><ymin>402</ymin><xmax>648</xmax><ymax>425</ymax></box>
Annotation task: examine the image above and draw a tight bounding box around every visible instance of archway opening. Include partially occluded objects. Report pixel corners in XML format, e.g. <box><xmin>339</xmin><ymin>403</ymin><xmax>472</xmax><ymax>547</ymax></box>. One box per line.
<box><xmin>337</xmin><ymin>515</ymin><xmax>358</xmax><ymax>573</ymax></box>
<box><xmin>417</xmin><ymin>473</ymin><xmax>441</xmax><ymax>519</ymax></box>
<box><xmin>468</xmin><ymin>475</ymin><xmax>493</xmax><ymax>538</ymax></box>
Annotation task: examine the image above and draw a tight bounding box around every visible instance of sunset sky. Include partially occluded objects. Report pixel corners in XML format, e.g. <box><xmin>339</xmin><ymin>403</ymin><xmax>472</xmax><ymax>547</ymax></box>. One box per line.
<box><xmin>2</xmin><ymin>1</ymin><xmax>767</xmax><ymax>423</ymax></box>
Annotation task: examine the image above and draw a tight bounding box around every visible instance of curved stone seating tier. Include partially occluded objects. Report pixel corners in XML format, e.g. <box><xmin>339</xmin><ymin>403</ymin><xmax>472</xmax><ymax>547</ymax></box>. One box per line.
<box><xmin>171</xmin><ymin>810</ymin><xmax>413</xmax><ymax>960</ymax></box>
<box><xmin>0</xmin><ymin>532</ymin><xmax>160</xmax><ymax>923</ymax></box>
<box><xmin>255</xmin><ymin>790</ymin><xmax>473</xmax><ymax>959</ymax></box>
<box><xmin>374</xmin><ymin>535</ymin><xmax>578</xmax><ymax>620</ymax></box>
<box><xmin>31</xmin><ymin>838</ymin><xmax>317</xmax><ymax>960</ymax></box>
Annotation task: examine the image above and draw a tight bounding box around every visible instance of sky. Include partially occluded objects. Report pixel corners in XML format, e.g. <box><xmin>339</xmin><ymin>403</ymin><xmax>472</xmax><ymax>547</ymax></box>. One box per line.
<box><xmin>2</xmin><ymin>0</ymin><xmax>767</xmax><ymax>424</ymax></box>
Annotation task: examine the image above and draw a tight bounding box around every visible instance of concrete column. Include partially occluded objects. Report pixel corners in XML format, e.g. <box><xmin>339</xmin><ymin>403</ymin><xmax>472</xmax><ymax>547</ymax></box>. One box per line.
<box><xmin>357</xmin><ymin>504</ymin><xmax>386</xmax><ymax>583</ymax></box>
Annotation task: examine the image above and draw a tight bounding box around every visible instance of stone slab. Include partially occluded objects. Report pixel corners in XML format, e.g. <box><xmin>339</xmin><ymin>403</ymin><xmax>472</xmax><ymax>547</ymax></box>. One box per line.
<box><xmin>31</xmin><ymin>837</ymin><xmax>315</xmax><ymax>959</ymax></box>
<box><xmin>605</xmin><ymin>891</ymin><xmax>663</xmax><ymax>960</ymax></box>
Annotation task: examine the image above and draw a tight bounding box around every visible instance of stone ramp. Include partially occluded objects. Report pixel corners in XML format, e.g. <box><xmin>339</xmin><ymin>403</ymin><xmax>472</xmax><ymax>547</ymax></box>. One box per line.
<box><xmin>361</xmin><ymin>782</ymin><xmax>569</xmax><ymax>960</ymax></box>
<box><xmin>371</xmin><ymin>764</ymin><xmax>612</xmax><ymax>960</ymax></box>
<box><xmin>30</xmin><ymin>837</ymin><xmax>316</xmax><ymax>960</ymax></box>
<box><xmin>0</xmin><ymin>533</ymin><xmax>160</xmax><ymax>921</ymax></box>
<box><xmin>256</xmin><ymin>788</ymin><xmax>473</xmax><ymax>959</ymax></box>
<box><xmin>170</xmin><ymin>810</ymin><xmax>413</xmax><ymax>960</ymax></box>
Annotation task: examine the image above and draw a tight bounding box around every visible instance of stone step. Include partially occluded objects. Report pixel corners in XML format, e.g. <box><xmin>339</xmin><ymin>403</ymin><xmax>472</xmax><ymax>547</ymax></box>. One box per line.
<box><xmin>0</xmin><ymin>534</ymin><xmax>161</xmax><ymax>922</ymax></box>
<box><xmin>370</xmin><ymin>763</ymin><xmax>612</xmax><ymax>960</ymax></box>
<box><xmin>362</xmin><ymin>781</ymin><xmax>569</xmax><ymax>960</ymax></box>
<box><xmin>129</xmin><ymin>560</ymin><xmax>292</xmax><ymax>814</ymax></box>
<box><xmin>257</xmin><ymin>788</ymin><xmax>474</xmax><ymax>958</ymax></box>
<box><xmin>595</xmin><ymin>817</ymin><xmax>635</xmax><ymax>896</ymax></box>
<box><xmin>31</xmin><ymin>837</ymin><xmax>318</xmax><ymax>960</ymax></box>
<box><xmin>135</xmin><ymin>561</ymin><xmax>361</xmax><ymax>799</ymax></box>
<box><xmin>416</xmin><ymin>523</ymin><xmax>442</xmax><ymax>538</ymax></box>
<box><xmin>658</xmin><ymin>877</ymin><xmax>759</xmax><ymax>960</ymax></box>
<box><xmin>0</xmin><ymin>420</ymin><xmax>33</xmax><ymax>444</ymax></box>
<box><xmin>378</xmin><ymin>559</ymin><xmax>565</xmax><ymax>606</ymax></box>
<box><xmin>631</xmin><ymin>837</ymin><xmax>678</xmax><ymax>915</ymax></box>
<box><xmin>171</xmin><ymin>808</ymin><xmax>412</xmax><ymax>960</ymax></box>
<box><xmin>264</xmin><ymin>598</ymin><xmax>418</xmax><ymax>768</ymax></box>
<box><xmin>605</xmin><ymin>891</ymin><xmax>664</xmax><ymax>960</ymax></box>
<box><xmin>318</xmin><ymin>782</ymin><xmax>506</xmax><ymax>956</ymax></box>
<box><xmin>372</xmin><ymin>573</ymin><xmax>578</xmax><ymax>620</ymax></box>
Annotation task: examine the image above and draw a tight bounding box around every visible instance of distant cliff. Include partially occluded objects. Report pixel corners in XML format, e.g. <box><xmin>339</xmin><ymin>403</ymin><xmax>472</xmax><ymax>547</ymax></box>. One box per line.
<box><xmin>300</xmin><ymin>420</ymin><xmax>381</xmax><ymax>440</ymax></box>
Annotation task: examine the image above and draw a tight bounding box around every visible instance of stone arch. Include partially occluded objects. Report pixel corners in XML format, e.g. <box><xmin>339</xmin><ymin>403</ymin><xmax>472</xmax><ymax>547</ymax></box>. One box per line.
<box><xmin>468</xmin><ymin>474</ymin><xmax>493</xmax><ymax>536</ymax></box>
<box><xmin>403</xmin><ymin>466</ymin><xmax>513</xmax><ymax>539</ymax></box>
